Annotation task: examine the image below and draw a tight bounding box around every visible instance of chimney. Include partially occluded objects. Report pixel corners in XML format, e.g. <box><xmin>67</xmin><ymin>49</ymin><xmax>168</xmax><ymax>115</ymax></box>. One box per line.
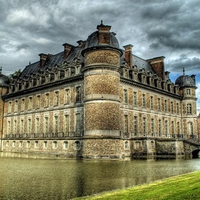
<box><xmin>63</xmin><ymin>43</ymin><xmax>73</xmax><ymax>58</ymax></box>
<box><xmin>39</xmin><ymin>53</ymin><xmax>48</xmax><ymax>67</ymax></box>
<box><xmin>165</xmin><ymin>71</ymin><xmax>170</xmax><ymax>78</ymax></box>
<box><xmin>97</xmin><ymin>20</ymin><xmax>111</xmax><ymax>45</ymax></box>
<box><xmin>123</xmin><ymin>44</ymin><xmax>133</xmax><ymax>68</ymax></box>
<box><xmin>147</xmin><ymin>56</ymin><xmax>165</xmax><ymax>80</ymax></box>
<box><xmin>77</xmin><ymin>40</ymin><xmax>85</xmax><ymax>48</ymax></box>
<box><xmin>191</xmin><ymin>74</ymin><xmax>196</xmax><ymax>86</ymax></box>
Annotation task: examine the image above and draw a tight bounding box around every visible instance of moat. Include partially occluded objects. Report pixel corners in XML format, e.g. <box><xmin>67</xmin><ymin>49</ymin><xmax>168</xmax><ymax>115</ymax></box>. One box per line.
<box><xmin>0</xmin><ymin>153</ymin><xmax>200</xmax><ymax>199</ymax></box>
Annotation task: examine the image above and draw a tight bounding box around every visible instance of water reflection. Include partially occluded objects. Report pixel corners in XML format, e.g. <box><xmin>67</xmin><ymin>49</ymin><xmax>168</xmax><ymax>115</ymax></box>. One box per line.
<box><xmin>0</xmin><ymin>153</ymin><xmax>200</xmax><ymax>199</ymax></box>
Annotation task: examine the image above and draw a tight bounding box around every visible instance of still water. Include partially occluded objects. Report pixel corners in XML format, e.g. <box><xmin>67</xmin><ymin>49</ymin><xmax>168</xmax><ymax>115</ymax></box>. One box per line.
<box><xmin>0</xmin><ymin>153</ymin><xmax>200</xmax><ymax>200</ymax></box>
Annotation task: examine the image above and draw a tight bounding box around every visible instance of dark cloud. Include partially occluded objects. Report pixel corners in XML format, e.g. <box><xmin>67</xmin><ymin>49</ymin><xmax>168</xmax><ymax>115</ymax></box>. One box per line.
<box><xmin>167</xmin><ymin>55</ymin><xmax>200</xmax><ymax>74</ymax></box>
<box><xmin>16</xmin><ymin>44</ymin><xmax>30</xmax><ymax>51</ymax></box>
<box><xmin>141</xmin><ymin>2</ymin><xmax>180</xmax><ymax>20</ymax></box>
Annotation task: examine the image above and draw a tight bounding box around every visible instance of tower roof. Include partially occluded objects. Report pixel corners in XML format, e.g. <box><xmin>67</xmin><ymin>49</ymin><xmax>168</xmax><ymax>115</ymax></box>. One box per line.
<box><xmin>175</xmin><ymin>68</ymin><xmax>195</xmax><ymax>87</ymax></box>
<box><xmin>84</xmin><ymin>21</ymin><xmax>120</xmax><ymax>49</ymax></box>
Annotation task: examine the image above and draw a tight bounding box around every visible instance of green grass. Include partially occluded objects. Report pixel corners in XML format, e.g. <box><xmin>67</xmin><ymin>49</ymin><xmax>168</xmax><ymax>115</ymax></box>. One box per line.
<box><xmin>77</xmin><ymin>171</ymin><xmax>200</xmax><ymax>200</ymax></box>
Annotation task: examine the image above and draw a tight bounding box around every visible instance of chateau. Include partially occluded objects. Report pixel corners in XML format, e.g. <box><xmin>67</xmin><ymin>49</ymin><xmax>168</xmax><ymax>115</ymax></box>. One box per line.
<box><xmin>0</xmin><ymin>22</ymin><xmax>199</xmax><ymax>159</ymax></box>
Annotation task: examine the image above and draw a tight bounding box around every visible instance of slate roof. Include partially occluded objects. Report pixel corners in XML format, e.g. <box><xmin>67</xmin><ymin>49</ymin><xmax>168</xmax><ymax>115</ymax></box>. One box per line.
<box><xmin>17</xmin><ymin>25</ymin><xmax>154</xmax><ymax>81</ymax></box>
<box><xmin>175</xmin><ymin>75</ymin><xmax>195</xmax><ymax>87</ymax></box>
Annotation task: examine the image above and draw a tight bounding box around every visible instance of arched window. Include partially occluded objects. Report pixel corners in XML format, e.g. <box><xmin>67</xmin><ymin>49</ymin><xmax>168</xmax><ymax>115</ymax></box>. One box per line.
<box><xmin>124</xmin><ymin>141</ymin><xmax>129</xmax><ymax>149</ymax></box>
<box><xmin>75</xmin><ymin>141</ymin><xmax>81</xmax><ymax>150</ymax></box>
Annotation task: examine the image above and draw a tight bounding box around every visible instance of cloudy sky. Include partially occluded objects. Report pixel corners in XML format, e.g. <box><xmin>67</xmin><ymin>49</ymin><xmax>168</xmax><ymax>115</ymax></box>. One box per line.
<box><xmin>0</xmin><ymin>0</ymin><xmax>200</xmax><ymax>112</ymax></box>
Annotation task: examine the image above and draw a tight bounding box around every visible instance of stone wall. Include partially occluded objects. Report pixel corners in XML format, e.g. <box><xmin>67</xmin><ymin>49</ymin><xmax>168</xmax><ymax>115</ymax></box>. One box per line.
<box><xmin>82</xmin><ymin>139</ymin><xmax>123</xmax><ymax>158</ymax></box>
<box><xmin>85</xmin><ymin>102</ymin><xmax>120</xmax><ymax>132</ymax></box>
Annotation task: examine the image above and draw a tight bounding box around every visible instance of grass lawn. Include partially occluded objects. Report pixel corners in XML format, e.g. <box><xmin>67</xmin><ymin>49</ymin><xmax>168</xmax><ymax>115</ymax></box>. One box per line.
<box><xmin>77</xmin><ymin>170</ymin><xmax>200</xmax><ymax>200</ymax></box>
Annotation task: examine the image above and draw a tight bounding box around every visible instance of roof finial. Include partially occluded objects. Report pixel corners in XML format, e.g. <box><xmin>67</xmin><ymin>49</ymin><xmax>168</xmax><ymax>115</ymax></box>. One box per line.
<box><xmin>100</xmin><ymin>20</ymin><xmax>103</xmax><ymax>25</ymax></box>
<box><xmin>183</xmin><ymin>67</ymin><xmax>185</xmax><ymax>75</ymax></box>
<box><xmin>0</xmin><ymin>66</ymin><xmax>2</xmax><ymax>74</ymax></box>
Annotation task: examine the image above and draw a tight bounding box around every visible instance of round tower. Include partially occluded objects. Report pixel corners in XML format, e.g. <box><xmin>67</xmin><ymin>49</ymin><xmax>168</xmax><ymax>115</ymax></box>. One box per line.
<box><xmin>81</xmin><ymin>22</ymin><xmax>123</xmax><ymax>158</ymax></box>
<box><xmin>175</xmin><ymin>68</ymin><xmax>198</xmax><ymax>139</ymax></box>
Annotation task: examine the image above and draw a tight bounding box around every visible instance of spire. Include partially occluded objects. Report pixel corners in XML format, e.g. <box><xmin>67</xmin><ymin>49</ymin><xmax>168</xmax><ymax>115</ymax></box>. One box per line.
<box><xmin>0</xmin><ymin>66</ymin><xmax>2</xmax><ymax>74</ymax></box>
<box><xmin>183</xmin><ymin>68</ymin><xmax>185</xmax><ymax>75</ymax></box>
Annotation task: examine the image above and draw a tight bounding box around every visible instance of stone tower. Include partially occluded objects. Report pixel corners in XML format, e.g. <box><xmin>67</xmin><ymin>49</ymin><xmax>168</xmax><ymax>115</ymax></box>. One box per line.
<box><xmin>0</xmin><ymin>68</ymin><xmax>10</xmax><ymax>150</ymax></box>
<box><xmin>175</xmin><ymin>68</ymin><xmax>198</xmax><ymax>138</ymax></box>
<box><xmin>81</xmin><ymin>22</ymin><xmax>123</xmax><ymax>158</ymax></box>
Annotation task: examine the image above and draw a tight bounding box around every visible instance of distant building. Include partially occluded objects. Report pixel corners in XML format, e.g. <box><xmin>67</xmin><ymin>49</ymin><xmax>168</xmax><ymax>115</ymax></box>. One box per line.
<box><xmin>0</xmin><ymin>22</ymin><xmax>199</xmax><ymax>159</ymax></box>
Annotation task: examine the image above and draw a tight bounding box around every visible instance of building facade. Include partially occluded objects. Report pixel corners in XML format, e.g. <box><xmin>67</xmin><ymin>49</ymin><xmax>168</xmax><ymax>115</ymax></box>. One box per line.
<box><xmin>0</xmin><ymin>22</ymin><xmax>199</xmax><ymax>159</ymax></box>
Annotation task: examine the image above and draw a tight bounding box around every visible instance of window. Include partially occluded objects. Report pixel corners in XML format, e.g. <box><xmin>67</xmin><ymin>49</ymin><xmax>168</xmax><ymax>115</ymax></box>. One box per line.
<box><xmin>54</xmin><ymin>116</ymin><xmax>58</xmax><ymax>133</ymax></box>
<box><xmin>27</xmin><ymin>141</ymin><xmax>30</xmax><ymax>148</ymax></box>
<box><xmin>75</xmin><ymin>86</ymin><xmax>81</xmax><ymax>103</ymax></box>
<box><xmin>63</xmin><ymin>141</ymin><xmax>68</xmax><ymax>149</ymax></box>
<box><xmin>21</xmin><ymin>98</ymin><xmax>25</xmax><ymax>111</ymax></box>
<box><xmin>76</xmin><ymin>113</ymin><xmax>81</xmax><ymax>134</ymax></box>
<box><xmin>143</xmin><ymin>117</ymin><xmax>146</xmax><ymax>135</ymax></box>
<box><xmin>65</xmin><ymin>115</ymin><xmax>70</xmax><ymax>135</ymax></box>
<box><xmin>28</xmin><ymin>97</ymin><xmax>33</xmax><ymax>110</ymax></box>
<box><xmin>65</xmin><ymin>89</ymin><xmax>70</xmax><ymax>104</ymax></box>
<box><xmin>53</xmin><ymin>141</ymin><xmax>57</xmax><ymax>149</ymax></box>
<box><xmin>124</xmin><ymin>89</ymin><xmax>128</xmax><ymax>104</ymax></box>
<box><xmin>19</xmin><ymin>141</ymin><xmax>22</xmax><ymax>148</ymax></box>
<box><xmin>165</xmin><ymin>120</ymin><xmax>168</xmax><ymax>136</ymax></box>
<box><xmin>8</xmin><ymin>101</ymin><xmax>12</xmax><ymax>113</ymax></box>
<box><xmin>6</xmin><ymin>141</ymin><xmax>9</xmax><ymax>147</ymax></box>
<box><xmin>187</xmin><ymin>103</ymin><xmax>192</xmax><ymax>114</ymax></box>
<box><xmin>14</xmin><ymin>100</ymin><xmax>18</xmax><ymax>112</ymax></box>
<box><xmin>158</xmin><ymin>98</ymin><xmax>161</xmax><ymax>111</ymax></box>
<box><xmin>150</xmin><ymin>96</ymin><xmax>154</xmax><ymax>109</ymax></box>
<box><xmin>186</xmin><ymin>89</ymin><xmax>191</xmax><ymax>95</ymax></box>
<box><xmin>171</xmin><ymin>121</ymin><xmax>174</xmax><ymax>135</ymax></box>
<box><xmin>164</xmin><ymin>100</ymin><xmax>167</xmax><ymax>112</ymax></box>
<box><xmin>36</xmin><ymin>118</ymin><xmax>40</xmax><ymax>134</ymax></box>
<box><xmin>176</xmin><ymin>103</ymin><xmax>179</xmax><ymax>114</ymax></box>
<box><xmin>35</xmin><ymin>141</ymin><xmax>38</xmax><ymax>148</ymax></box>
<box><xmin>28</xmin><ymin>119</ymin><xmax>32</xmax><ymax>135</ymax></box>
<box><xmin>189</xmin><ymin>122</ymin><xmax>193</xmax><ymax>135</ymax></box>
<box><xmin>151</xmin><ymin>118</ymin><xmax>154</xmax><ymax>135</ymax></box>
<box><xmin>142</xmin><ymin>94</ymin><xmax>146</xmax><ymax>107</ymax></box>
<box><xmin>124</xmin><ymin>141</ymin><xmax>129</xmax><ymax>149</ymax></box>
<box><xmin>177</xmin><ymin>122</ymin><xmax>180</xmax><ymax>135</ymax></box>
<box><xmin>7</xmin><ymin>121</ymin><xmax>11</xmax><ymax>134</ymax></box>
<box><xmin>171</xmin><ymin>102</ymin><xmax>174</xmax><ymax>113</ymax></box>
<box><xmin>20</xmin><ymin>119</ymin><xmax>24</xmax><ymax>134</ymax></box>
<box><xmin>45</xmin><ymin>93</ymin><xmax>50</xmax><ymax>107</ymax></box>
<box><xmin>14</xmin><ymin>120</ymin><xmax>17</xmax><ymax>134</ymax></box>
<box><xmin>158</xmin><ymin>119</ymin><xmax>162</xmax><ymax>136</ymax></box>
<box><xmin>124</xmin><ymin>115</ymin><xmax>128</xmax><ymax>133</ymax></box>
<box><xmin>36</xmin><ymin>95</ymin><xmax>40</xmax><ymax>109</ymax></box>
<box><xmin>12</xmin><ymin>141</ymin><xmax>16</xmax><ymax>147</ymax></box>
<box><xmin>133</xmin><ymin>92</ymin><xmax>137</xmax><ymax>106</ymax></box>
<box><xmin>43</xmin><ymin>141</ymin><xmax>48</xmax><ymax>148</ymax></box>
<box><xmin>54</xmin><ymin>91</ymin><xmax>59</xmax><ymax>106</ymax></box>
<box><xmin>133</xmin><ymin>116</ymin><xmax>138</xmax><ymax>135</ymax></box>
<box><xmin>75</xmin><ymin>141</ymin><xmax>81</xmax><ymax>150</ymax></box>
<box><xmin>44</xmin><ymin>117</ymin><xmax>49</xmax><ymax>134</ymax></box>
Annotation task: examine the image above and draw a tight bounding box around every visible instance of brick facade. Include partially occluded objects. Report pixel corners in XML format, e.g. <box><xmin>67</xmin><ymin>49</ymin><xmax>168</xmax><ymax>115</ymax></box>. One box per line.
<box><xmin>0</xmin><ymin>22</ymin><xmax>199</xmax><ymax>159</ymax></box>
